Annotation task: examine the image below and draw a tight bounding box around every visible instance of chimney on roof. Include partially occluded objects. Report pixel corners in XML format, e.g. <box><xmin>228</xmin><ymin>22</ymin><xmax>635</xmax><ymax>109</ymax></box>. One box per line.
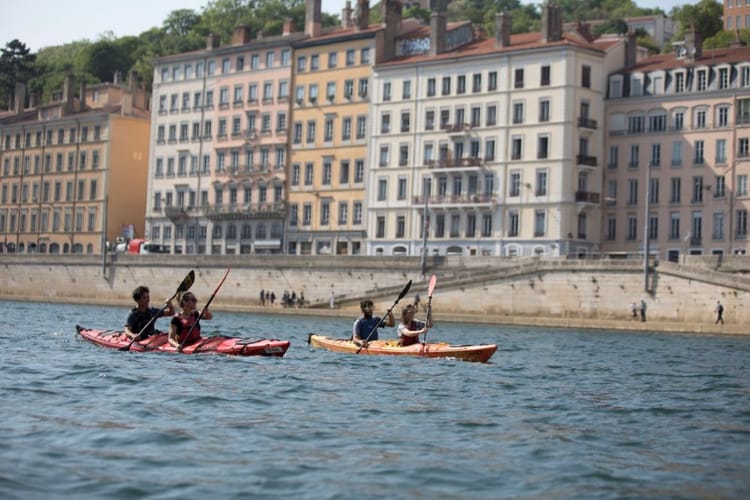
<box><xmin>684</xmin><ymin>28</ymin><xmax>702</xmax><ymax>61</ymax></box>
<box><xmin>382</xmin><ymin>0</ymin><xmax>402</xmax><ymax>60</ymax></box>
<box><xmin>206</xmin><ymin>33</ymin><xmax>220</xmax><ymax>50</ymax></box>
<box><xmin>79</xmin><ymin>77</ymin><xmax>87</xmax><ymax>112</ymax></box>
<box><xmin>342</xmin><ymin>1</ymin><xmax>353</xmax><ymax>29</ymax></box>
<box><xmin>14</xmin><ymin>82</ymin><xmax>26</xmax><ymax>114</ymax></box>
<box><xmin>232</xmin><ymin>25</ymin><xmax>250</xmax><ymax>45</ymax></box>
<box><xmin>625</xmin><ymin>31</ymin><xmax>637</xmax><ymax>68</ymax></box>
<box><xmin>429</xmin><ymin>10</ymin><xmax>447</xmax><ymax>56</ymax></box>
<box><xmin>283</xmin><ymin>18</ymin><xmax>295</xmax><ymax>36</ymax></box>
<box><xmin>541</xmin><ymin>3</ymin><xmax>562</xmax><ymax>43</ymax></box>
<box><xmin>355</xmin><ymin>0</ymin><xmax>370</xmax><ymax>31</ymax></box>
<box><xmin>495</xmin><ymin>12</ymin><xmax>511</xmax><ymax>48</ymax></box>
<box><xmin>113</xmin><ymin>71</ymin><xmax>122</xmax><ymax>85</ymax></box>
<box><xmin>306</xmin><ymin>0</ymin><xmax>322</xmax><ymax>37</ymax></box>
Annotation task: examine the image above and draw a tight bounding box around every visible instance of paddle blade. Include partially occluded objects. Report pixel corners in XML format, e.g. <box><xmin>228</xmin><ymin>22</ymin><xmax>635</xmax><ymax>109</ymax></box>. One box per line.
<box><xmin>178</xmin><ymin>270</ymin><xmax>195</xmax><ymax>294</ymax></box>
<box><xmin>427</xmin><ymin>274</ymin><xmax>437</xmax><ymax>298</ymax></box>
<box><xmin>397</xmin><ymin>280</ymin><xmax>412</xmax><ymax>303</ymax></box>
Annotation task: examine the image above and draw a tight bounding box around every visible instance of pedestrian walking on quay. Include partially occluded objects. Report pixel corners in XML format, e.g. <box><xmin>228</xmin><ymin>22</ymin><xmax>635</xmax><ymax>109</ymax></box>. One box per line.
<box><xmin>639</xmin><ymin>299</ymin><xmax>647</xmax><ymax>322</ymax></box>
<box><xmin>714</xmin><ymin>301</ymin><xmax>725</xmax><ymax>325</ymax></box>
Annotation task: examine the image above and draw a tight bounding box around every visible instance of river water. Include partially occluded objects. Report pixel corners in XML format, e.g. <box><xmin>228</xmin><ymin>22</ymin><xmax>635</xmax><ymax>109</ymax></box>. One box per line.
<box><xmin>1</xmin><ymin>299</ymin><xmax>749</xmax><ymax>499</ymax></box>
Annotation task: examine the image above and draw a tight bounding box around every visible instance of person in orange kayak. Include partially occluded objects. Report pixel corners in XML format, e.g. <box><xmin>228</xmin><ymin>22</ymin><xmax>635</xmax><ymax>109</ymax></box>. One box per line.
<box><xmin>168</xmin><ymin>291</ymin><xmax>213</xmax><ymax>348</ymax></box>
<box><xmin>397</xmin><ymin>303</ymin><xmax>433</xmax><ymax>346</ymax></box>
<box><xmin>124</xmin><ymin>285</ymin><xmax>174</xmax><ymax>340</ymax></box>
<box><xmin>352</xmin><ymin>299</ymin><xmax>395</xmax><ymax>347</ymax></box>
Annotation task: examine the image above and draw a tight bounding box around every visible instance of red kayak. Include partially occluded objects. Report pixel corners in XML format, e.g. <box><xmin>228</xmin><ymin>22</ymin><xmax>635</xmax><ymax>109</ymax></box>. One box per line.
<box><xmin>76</xmin><ymin>325</ymin><xmax>290</xmax><ymax>357</ymax></box>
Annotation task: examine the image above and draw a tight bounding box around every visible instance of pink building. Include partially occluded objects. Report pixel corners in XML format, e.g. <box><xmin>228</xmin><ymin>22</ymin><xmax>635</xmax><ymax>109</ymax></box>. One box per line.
<box><xmin>603</xmin><ymin>34</ymin><xmax>750</xmax><ymax>261</ymax></box>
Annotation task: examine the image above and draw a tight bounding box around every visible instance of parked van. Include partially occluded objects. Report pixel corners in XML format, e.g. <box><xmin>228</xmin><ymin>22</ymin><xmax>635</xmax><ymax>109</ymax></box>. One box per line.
<box><xmin>126</xmin><ymin>238</ymin><xmax>169</xmax><ymax>254</ymax></box>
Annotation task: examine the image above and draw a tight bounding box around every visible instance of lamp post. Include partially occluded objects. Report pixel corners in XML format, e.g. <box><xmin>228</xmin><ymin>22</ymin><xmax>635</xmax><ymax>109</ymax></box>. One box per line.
<box><xmin>420</xmin><ymin>178</ymin><xmax>430</xmax><ymax>277</ymax></box>
<box><xmin>643</xmin><ymin>162</ymin><xmax>651</xmax><ymax>293</ymax></box>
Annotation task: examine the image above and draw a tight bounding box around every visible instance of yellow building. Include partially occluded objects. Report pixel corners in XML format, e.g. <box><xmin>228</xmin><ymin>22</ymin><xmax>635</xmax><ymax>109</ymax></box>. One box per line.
<box><xmin>0</xmin><ymin>74</ymin><xmax>150</xmax><ymax>254</ymax></box>
<box><xmin>286</xmin><ymin>0</ymin><xmax>413</xmax><ymax>255</ymax></box>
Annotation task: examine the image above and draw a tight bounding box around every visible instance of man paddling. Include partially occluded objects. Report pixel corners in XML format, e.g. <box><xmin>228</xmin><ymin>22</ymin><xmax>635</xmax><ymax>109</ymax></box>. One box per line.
<box><xmin>352</xmin><ymin>299</ymin><xmax>395</xmax><ymax>347</ymax></box>
<box><xmin>124</xmin><ymin>285</ymin><xmax>174</xmax><ymax>340</ymax></box>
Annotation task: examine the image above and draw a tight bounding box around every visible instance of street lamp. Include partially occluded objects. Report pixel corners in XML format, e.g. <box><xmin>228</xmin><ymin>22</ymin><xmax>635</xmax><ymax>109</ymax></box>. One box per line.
<box><xmin>643</xmin><ymin>162</ymin><xmax>651</xmax><ymax>293</ymax></box>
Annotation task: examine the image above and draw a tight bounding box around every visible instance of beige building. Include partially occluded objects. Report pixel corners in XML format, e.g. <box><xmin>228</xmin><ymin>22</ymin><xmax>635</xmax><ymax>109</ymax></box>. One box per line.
<box><xmin>603</xmin><ymin>34</ymin><xmax>750</xmax><ymax>260</ymax></box>
<box><xmin>147</xmin><ymin>26</ymin><xmax>304</xmax><ymax>254</ymax></box>
<box><xmin>367</xmin><ymin>6</ymin><xmax>624</xmax><ymax>257</ymax></box>
<box><xmin>0</xmin><ymin>74</ymin><xmax>150</xmax><ymax>254</ymax></box>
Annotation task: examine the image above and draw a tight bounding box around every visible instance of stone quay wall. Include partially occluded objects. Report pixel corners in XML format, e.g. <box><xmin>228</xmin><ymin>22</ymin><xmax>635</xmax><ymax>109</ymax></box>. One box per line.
<box><xmin>1</xmin><ymin>254</ymin><xmax>748</xmax><ymax>334</ymax></box>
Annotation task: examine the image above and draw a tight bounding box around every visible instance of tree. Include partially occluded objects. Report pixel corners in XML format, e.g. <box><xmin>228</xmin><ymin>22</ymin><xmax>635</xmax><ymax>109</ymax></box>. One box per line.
<box><xmin>673</xmin><ymin>0</ymin><xmax>723</xmax><ymax>42</ymax></box>
<box><xmin>82</xmin><ymin>38</ymin><xmax>134</xmax><ymax>82</ymax></box>
<box><xmin>0</xmin><ymin>39</ymin><xmax>36</xmax><ymax>110</ymax></box>
<box><xmin>163</xmin><ymin>9</ymin><xmax>202</xmax><ymax>37</ymax></box>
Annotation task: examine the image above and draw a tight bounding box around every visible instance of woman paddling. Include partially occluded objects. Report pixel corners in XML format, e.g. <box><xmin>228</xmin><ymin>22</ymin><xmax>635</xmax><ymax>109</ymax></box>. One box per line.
<box><xmin>397</xmin><ymin>303</ymin><xmax>433</xmax><ymax>346</ymax></box>
<box><xmin>168</xmin><ymin>292</ymin><xmax>213</xmax><ymax>349</ymax></box>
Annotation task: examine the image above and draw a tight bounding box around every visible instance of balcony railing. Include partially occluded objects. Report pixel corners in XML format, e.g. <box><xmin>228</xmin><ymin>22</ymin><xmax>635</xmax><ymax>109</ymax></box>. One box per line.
<box><xmin>424</xmin><ymin>157</ymin><xmax>483</xmax><ymax>169</ymax></box>
<box><xmin>577</xmin><ymin>117</ymin><xmax>598</xmax><ymax>129</ymax></box>
<box><xmin>412</xmin><ymin>194</ymin><xmax>496</xmax><ymax>205</ymax></box>
<box><xmin>203</xmin><ymin>201</ymin><xmax>286</xmax><ymax>220</ymax></box>
<box><xmin>576</xmin><ymin>154</ymin><xmax>598</xmax><ymax>167</ymax></box>
<box><xmin>575</xmin><ymin>191</ymin><xmax>600</xmax><ymax>203</ymax></box>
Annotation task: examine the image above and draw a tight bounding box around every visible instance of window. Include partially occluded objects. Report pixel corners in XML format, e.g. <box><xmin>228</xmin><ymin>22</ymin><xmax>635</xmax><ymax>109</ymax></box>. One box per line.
<box><xmin>671</xmin><ymin>177</ymin><xmax>681</xmax><ymax>203</ymax></box>
<box><xmin>514</xmin><ymin>68</ymin><xmax>524</xmax><ymax>89</ymax></box>
<box><xmin>427</xmin><ymin>78</ymin><xmax>436</xmax><ymax>97</ymax></box>
<box><xmin>582</xmin><ymin>65</ymin><xmax>591</xmax><ymax>88</ymax></box>
<box><xmin>534</xmin><ymin>210</ymin><xmax>546</xmax><ymax>237</ymax></box>
<box><xmin>737</xmin><ymin>174</ymin><xmax>747</xmax><ymax>197</ymax></box>
<box><xmin>541</xmin><ymin>65</ymin><xmax>550</xmax><ymax>86</ymax></box>
<box><xmin>457</xmin><ymin>75</ymin><xmax>466</xmax><ymax>94</ymax></box>
<box><xmin>402</xmin><ymin>80</ymin><xmax>411</xmax><ymax>99</ymax></box>
<box><xmin>383</xmin><ymin>82</ymin><xmax>391</xmax><ymax>101</ymax></box>
<box><xmin>537</xmin><ymin>136</ymin><xmax>549</xmax><ymax>159</ymax></box>
<box><xmin>512</xmin><ymin>102</ymin><xmax>524</xmax><ymax>124</ymax></box>
<box><xmin>737</xmin><ymin>209</ymin><xmax>748</xmax><ymax>237</ymax></box>
<box><xmin>694</xmin><ymin>140</ymin><xmax>705</xmax><ymax>165</ymax></box>
<box><xmin>472</xmin><ymin>73</ymin><xmax>482</xmax><ymax>92</ymax></box>
<box><xmin>536</xmin><ymin>170</ymin><xmax>548</xmax><ymax>196</ymax></box>
<box><xmin>539</xmin><ymin>100</ymin><xmax>550</xmax><ymax>122</ymax></box>
<box><xmin>442</xmin><ymin>76</ymin><xmax>451</xmax><ymax>95</ymax></box>
<box><xmin>693</xmin><ymin>176</ymin><xmax>704</xmax><ymax>203</ymax></box>
<box><xmin>510</xmin><ymin>171</ymin><xmax>521</xmax><ymax>197</ymax></box>
<box><xmin>488</xmin><ymin>71</ymin><xmax>497</xmax><ymax>91</ymax></box>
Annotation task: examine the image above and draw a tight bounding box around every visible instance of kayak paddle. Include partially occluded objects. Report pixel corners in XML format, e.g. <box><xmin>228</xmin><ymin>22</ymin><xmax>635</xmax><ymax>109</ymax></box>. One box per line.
<box><xmin>423</xmin><ymin>274</ymin><xmax>437</xmax><ymax>344</ymax></box>
<box><xmin>178</xmin><ymin>267</ymin><xmax>230</xmax><ymax>352</ymax></box>
<box><xmin>119</xmin><ymin>270</ymin><xmax>195</xmax><ymax>351</ymax></box>
<box><xmin>357</xmin><ymin>279</ymin><xmax>411</xmax><ymax>354</ymax></box>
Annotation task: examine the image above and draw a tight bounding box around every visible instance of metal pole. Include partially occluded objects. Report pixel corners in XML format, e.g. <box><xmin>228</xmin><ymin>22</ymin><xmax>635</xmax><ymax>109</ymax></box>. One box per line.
<box><xmin>643</xmin><ymin>162</ymin><xmax>650</xmax><ymax>292</ymax></box>
<box><xmin>420</xmin><ymin>178</ymin><xmax>429</xmax><ymax>276</ymax></box>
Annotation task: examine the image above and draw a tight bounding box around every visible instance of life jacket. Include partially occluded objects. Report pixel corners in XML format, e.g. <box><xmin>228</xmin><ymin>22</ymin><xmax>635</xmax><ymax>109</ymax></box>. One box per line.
<box><xmin>172</xmin><ymin>311</ymin><xmax>201</xmax><ymax>345</ymax></box>
<box><xmin>399</xmin><ymin>320</ymin><xmax>424</xmax><ymax>346</ymax></box>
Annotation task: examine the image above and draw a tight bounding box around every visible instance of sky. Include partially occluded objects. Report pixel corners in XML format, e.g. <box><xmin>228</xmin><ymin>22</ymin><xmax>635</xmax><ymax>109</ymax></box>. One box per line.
<box><xmin>2</xmin><ymin>0</ymin><xmax>690</xmax><ymax>53</ymax></box>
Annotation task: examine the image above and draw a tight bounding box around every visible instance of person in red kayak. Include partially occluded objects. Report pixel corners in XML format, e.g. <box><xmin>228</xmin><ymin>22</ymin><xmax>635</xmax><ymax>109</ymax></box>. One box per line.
<box><xmin>397</xmin><ymin>303</ymin><xmax>433</xmax><ymax>346</ymax></box>
<box><xmin>352</xmin><ymin>299</ymin><xmax>395</xmax><ymax>347</ymax></box>
<box><xmin>168</xmin><ymin>292</ymin><xmax>213</xmax><ymax>348</ymax></box>
<box><xmin>124</xmin><ymin>285</ymin><xmax>174</xmax><ymax>340</ymax></box>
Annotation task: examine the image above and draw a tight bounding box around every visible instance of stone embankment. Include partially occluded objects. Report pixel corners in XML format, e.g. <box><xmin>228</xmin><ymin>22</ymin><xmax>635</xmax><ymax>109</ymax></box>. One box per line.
<box><xmin>1</xmin><ymin>254</ymin><xmax>748</xmax><ymax>335</ymax></box>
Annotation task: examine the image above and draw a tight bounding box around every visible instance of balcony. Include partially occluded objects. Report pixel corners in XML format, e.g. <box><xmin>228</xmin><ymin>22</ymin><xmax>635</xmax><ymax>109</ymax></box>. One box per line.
<box><xmin>425</xmin><ymin>157</ymin><xmax>484</xmax><ymax>170</ymax></box>
<box><xmin>575</xmin><ymin>191</ymin><xmax>600</xmax><ymax>204</ymax></box>
<box><xmin>690</xmin><ymin>236</ymin><xmax>702</xmax><ymax>246</ymax></box>
<box><xmin>577</xmin><ymin>117</ymin><xmax>598</xmax><ymax>129</ymax></box>
<box><xmin>412</xmin><ymin>194</ymin><xmax>496</xmax><ymax>206</ymax></box>
<box><xmin>203</xmin><ymin>201</ymin><xmax>286</xmax><ymax>221</ymax></box>
<box><xmin>164</xmin><ymin>206</ymin><xmax>190</xmax><ymax>221</ymax></box>
<box><xmin>576</xmin><ymin>154</ymin><xmax>597</xmax><ymax>168</ymax></box>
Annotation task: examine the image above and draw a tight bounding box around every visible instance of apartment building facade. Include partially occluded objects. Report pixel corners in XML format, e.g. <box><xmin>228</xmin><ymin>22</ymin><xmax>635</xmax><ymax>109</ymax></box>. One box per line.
<box><xmin>602</xmin><ymin>36</ymin><xmax>750</xmax><ymax>260</ymax></box>
<box><xmin>146</xmin><ymin>26</ymin><xmax>304</xmax><ymax>254</ymax></box>
<box><xmin>285</xmin><ymin>1</ymin><xmax>383</xmax><ymax>256</ymax></box>
<box><xmin>724</xmin><ymin>0</ymin><xmax>750</xmax><ymax>30</ymax></box>
<box><xmin>0</xmin><ymin>75</ymin><xmax>150</xmax><ymax>254</ymax></box>
<box><xmin>367</xmin><ymin>7</ymin><xmax>620</xmax><ymax>257</ymax></box>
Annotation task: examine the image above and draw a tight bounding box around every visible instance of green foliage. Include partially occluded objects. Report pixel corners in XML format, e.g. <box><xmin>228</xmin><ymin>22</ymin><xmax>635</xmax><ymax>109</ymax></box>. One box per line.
<box><xmin>0</xmin><ymin>39</ymin><xmax>36</xmax><ymax>109</ymax></box>
<box><xmin>673</xmin><ymin>0</ymin><xmax>723</xmax><ymax>41</ymax></box>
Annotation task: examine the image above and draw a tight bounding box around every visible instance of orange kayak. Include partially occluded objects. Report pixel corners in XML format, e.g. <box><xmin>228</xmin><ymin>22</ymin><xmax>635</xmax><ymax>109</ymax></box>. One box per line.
<box><xmin>307</xmin><ymin>334</ymin><xmax>497</xmax><ymax>363</ymax></box>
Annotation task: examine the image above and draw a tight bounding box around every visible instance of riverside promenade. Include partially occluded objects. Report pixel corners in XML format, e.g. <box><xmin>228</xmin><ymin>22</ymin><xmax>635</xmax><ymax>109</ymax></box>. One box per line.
<box><xmin>1</xmin><ymin>253</ymin><xmax>748</xmax><ymax>335</ymax></box>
